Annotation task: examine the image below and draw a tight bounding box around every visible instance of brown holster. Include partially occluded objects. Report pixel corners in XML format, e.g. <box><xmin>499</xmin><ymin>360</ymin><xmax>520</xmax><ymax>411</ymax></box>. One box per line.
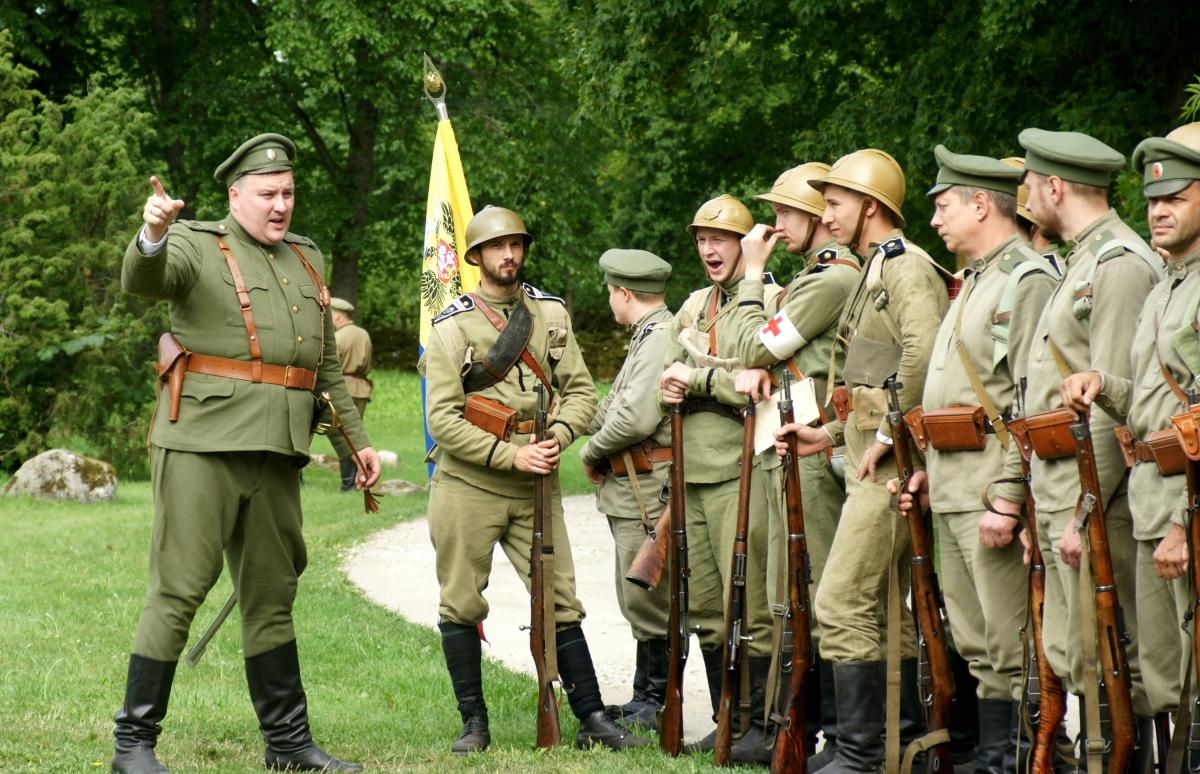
<box><xmin>1115</xmin><ymin>425</ymin><xmax>1186</xmax><ymax>476</ymax></box>
<box><xmin>1024</xmin><ymin>408</ymin><xmax>1078</xmax><ymax>460</ymax></box>
<box><xmin>831</xmin><ymin>385</ymin><xmax>853</xmax><ymax>423</ymax></box>
<box><xmin>157</xmin><ymin>333</ymin><xmax>190</xmax><ymax>422</ymax></box>
<box><xmin>464</xmin><ymin>394</ymin><xmax>519</xmax><ymax>441</ymax></box>
<box><xmin>1171</xmin><ymin>405</ymin><xmax>1200</xmax><ymax>460</ymax></box>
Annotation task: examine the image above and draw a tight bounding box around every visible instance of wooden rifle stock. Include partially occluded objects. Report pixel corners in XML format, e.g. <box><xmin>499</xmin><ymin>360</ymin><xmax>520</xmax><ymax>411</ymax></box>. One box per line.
<box><xmin>715</xmin><ymin>396</ymin><xmax>756</xmax><ymax>766</ymax></box>
<box><xmin>771</xmin><ymin>371</ymin><xmax>813</xmax><ymax>774</ymax></box>
<box><xmin>886</xmin><ymin>377</ymin><xmax>954</xmax><ymax>774</ymax></box>
<box><xmin>1007</xmin><ymin>410</ymin><xmax>1066</xmax><ymax>774</ymax></box>
<box><xmin>529</xmin><ymin>385</ymin><xmax>562</xmax><ymax>749</ymax></box>
<box><xmin>1070</xmin><ymin>419</ymin><xmax>1134</xmax><ymax>774</ymax></box>
<box><xmin>625</xmin><ymin>506</ymin><xmax>672</xmax><ymax>590</ymax></box>
<box><xmin>1183</xmin><ymin>401</ymin><xmax>1200</xmax><ymax>771</ymax></box>
<box><xmin>660</xmin><ymin>406</ymin><xmax>689</xmax><ymax>755</ymax></box>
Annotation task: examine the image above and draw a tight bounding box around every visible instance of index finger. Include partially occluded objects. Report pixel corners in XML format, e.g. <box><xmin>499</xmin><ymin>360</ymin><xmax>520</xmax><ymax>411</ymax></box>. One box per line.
<box><xmin>149</xmin><ymin>175</ymin><xmax>168</xmax><ymax>198</ymax></box>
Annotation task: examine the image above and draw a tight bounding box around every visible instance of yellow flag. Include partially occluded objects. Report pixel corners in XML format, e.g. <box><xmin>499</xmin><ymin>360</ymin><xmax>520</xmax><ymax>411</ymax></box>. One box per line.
<box><xmin>419</xmin><ymin>118</ymin><xmax>478</xmax><ymax>348</ymax></box>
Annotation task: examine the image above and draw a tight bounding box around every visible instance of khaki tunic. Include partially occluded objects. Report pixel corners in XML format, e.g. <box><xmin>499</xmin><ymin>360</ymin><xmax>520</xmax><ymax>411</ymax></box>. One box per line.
<box><xmin>121</xmin><ymin>216</ymin><xmax>367</xmax><ymax>659</ymax></box>
<box><xmin>334</xmin><ymin>321</ymin><xmax>373</xmax><ymax>407</ymax></box>
<box><xmin>423</xmin><ymin>284</ymin><xmax>597</xmax><ymax>625</ymax></box>
<box><xmin>658</xmin><ymin>276</ymin><xmax>782</xmax><ymax>656</ymax></box>
<box><xmin>814</xmin><ymin>230</ymin><xmax>949</xmax><ymax>663</ymax></box>
<box><xmin>579</xmin><ymin>305</ymin><xmax>674</xmax><ymax>641</ymax></box>
<box><xmin>1023</xmin><ymin>209</ymin><xmax>1161</xmax><ymax>709</ymax></box>
<box><xmin>1092</xmin><ymin>247</ymin><xmax>1200</xmax><ymax>712</ymax></box>
<box><xmin>727</xmin><ymin>241</ymin><xmax>860</xmax><ymax>645</ymax></box>
<box><xmin>922</xmin><ymin>234</ymin><xmax>1057</xmax><ymax>700</ymax></box>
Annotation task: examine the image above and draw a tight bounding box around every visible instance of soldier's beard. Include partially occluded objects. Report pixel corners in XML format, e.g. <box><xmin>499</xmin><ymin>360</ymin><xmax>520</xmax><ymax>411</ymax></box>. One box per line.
<box><xmin>481</xmin><ymin>263</ymin><xmax>521</xmax><ymax>288</ymax></box>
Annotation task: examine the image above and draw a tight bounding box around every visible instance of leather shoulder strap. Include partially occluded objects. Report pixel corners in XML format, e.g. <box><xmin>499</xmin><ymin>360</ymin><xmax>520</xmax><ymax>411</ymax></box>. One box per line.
<box><xmin>216</xmin><ymin>236</ymin><xmax>263</xmax><ymax>380</ymax></box>
<box><xmin>464</xmin><ymin>294</ymin><xmax>552</xmax><ymax>394</ymax></box>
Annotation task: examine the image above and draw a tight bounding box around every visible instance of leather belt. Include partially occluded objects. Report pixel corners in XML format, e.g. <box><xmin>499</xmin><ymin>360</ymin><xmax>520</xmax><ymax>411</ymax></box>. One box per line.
<box><xmin>187</xmin><ymin>353</ymin><xmax>316</xmax><ymax>390</ymax></box>
<box><xmin>516</xmin><ymin>419</ymin><xmax>536</xmax><ymax>435</ymax></box>
<box><xmin>1131</xmin><ymin>440</ymin><xmax>1156</xmax><ymax>464</ymax></box>
<box><xmin>607</xmin><ymin>446</ymin><xmax>673</xmax><ymax>469</ymax></box>
<box><xmin>681</xmin><ymin>398</ymin><xmax>744</xmax><ymax>423</ymax></box>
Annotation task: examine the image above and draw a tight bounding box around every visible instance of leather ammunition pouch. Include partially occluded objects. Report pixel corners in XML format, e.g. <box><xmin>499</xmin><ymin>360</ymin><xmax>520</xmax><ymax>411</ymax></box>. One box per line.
<box><xmin>157</xmin><ymin>333</ymin><xmax>189</xmax><ymax>422</ymax></box>
<box><xmin>1171</xmin><ymin>405</ymin><xmax>1200</xmax><ymax>461</ymax></box>
<box><xmin>464</xmin><ymin>394</ymin><xmax>518</xmax><ymax>441</ymax></box>
<box><xmin>920</xmin><ymin>406</ymin><xmax>989</xmax><ymax>452</ymax></box>
<box><xmin>609</xmin><ymin>441</ymin><xmax>672</xmax><ymax>476</ymax></box>
<box><xmin>1116</xmin><ymin>425</ymin><xmax>1186</xmax><ymax>476</ymax></box>
<box><xmin>1024</xmin><ymin>408</ymin><xmax>1077</xmax><ymax>460</ymax></box>
<box><xmin>831</xmin><ymin>385</ymin><xmax>853</xmax><ymax>423</ymax></box>
<box><xmin>681</xmin><ymin>398</ymin><xmax>744</xmax><ymax>424</ymax></box>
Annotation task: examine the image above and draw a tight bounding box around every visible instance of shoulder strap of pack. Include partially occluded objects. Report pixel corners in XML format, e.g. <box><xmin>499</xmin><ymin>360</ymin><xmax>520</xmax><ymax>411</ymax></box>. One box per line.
<box><xmin>991</xmin><ymin>256</ymin><xmax>1060</xmax><ymax>368</ymax></box>
<box><xmin>467</xmin><ymin>293</ymin><xmax>552</xmax><ymax>393</ymax></box>
<box><xmin>1073</xmin><ymin>238</ymin><xmax>1166</xmax><ymax>328</ymax></box>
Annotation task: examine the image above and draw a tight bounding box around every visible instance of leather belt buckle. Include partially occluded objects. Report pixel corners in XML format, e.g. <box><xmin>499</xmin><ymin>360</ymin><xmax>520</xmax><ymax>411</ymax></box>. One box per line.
<box><xmin>283</xmin><ymin>365</ymin><xmax>297</xmax><ymax>388</ymax></box>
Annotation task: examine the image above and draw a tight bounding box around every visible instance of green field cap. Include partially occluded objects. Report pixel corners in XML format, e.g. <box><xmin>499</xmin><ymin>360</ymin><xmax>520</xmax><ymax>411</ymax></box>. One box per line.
<box><xmin>599</xmin><ymin>249</ymin><xmax>672</xmax><ymax>293</ymax></box>
<box><xmin>1132</xmin><ymin>123</ymin><xmax>1200</xmax><ymax>197</ymax></box>
<box><xmin>214</xmin><ymin>133</ymin><xmax>296</xmax><ymax>188</ymax></box>
<box><xmin>330</xmin><ymin>297</ymin><xmax>355</xmax><ymax>313</ymax></box>
<box><xmin>926</xmin><ymin>145</ymin><xmax>1021</xmax><ymax>197</ymax></box>
<box><xmin>1018</xmin><ymin>128</ymin><xmax>1124</xmax><ymax>188</ymax></box>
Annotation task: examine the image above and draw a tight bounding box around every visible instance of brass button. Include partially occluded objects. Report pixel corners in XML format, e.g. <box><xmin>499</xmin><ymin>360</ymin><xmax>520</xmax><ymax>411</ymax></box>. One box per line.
<box><xmin>292</xmin><ymin>305</ymin><xmax>299</xmax><ymax>313</ymax></box>
<box><xmin>282</xmin><ymin>277</ymin><xmax>290</xmax><ymax>285</ymax></box>
<box><xmin>250</xmin><ymin>335</ymin><xmax>256</xmax><ymax>341</ymax></box>
<box><xmin>219</xmin><ymin>224</ymin><xmax>226</xmax><ymax>230</ymax></box>
<box><xmin>297</xmin><ymin>336</ymin><xmax>304</xmax><ymax>343</ymax></box>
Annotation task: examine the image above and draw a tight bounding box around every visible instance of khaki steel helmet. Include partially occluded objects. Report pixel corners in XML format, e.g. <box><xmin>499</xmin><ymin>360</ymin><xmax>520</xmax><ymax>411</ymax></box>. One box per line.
<box><xmin>687</xmin><ymin>194</ymin><xmax>753</xmax><ymax>236</ymax></box>
<box><xmin>755</xmin><ymin>162</ymin><xmax>830</xmax><ymax>217</ymax></box>
<box><xmin>465</xmin><ymin>205</ymin><xmax>532</xmax><ymax>264</ymax></box>
<box><xmin>810</xmin><ymin>149</ymin><xmax>907</xmax><ymax>227</ymax></box>
<box><xmin>1001</xmin><ymin>157</ymin><xmax>1039</xmax><ymax>226</ymax></box>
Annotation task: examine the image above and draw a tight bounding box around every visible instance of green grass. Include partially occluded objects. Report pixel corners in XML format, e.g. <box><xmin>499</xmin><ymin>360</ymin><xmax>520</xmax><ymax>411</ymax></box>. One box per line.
<box><xmin>0</xmin><ymin>371</ymin><xmax>714</xmax><ymax>772</ymax></box>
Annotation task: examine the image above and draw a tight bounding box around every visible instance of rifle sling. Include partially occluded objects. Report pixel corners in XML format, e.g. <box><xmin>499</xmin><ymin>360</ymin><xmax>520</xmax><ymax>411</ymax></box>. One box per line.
<box><xmin>1077</xmin><ymin>511</ymin><xmax>1104</xmax><ymax>774</ymax></box>
<box><xmin>463</xmin><ymin>294</ymin><xmax>553</xmax><ymax>396</ymax></box>
<box><xmin>953</xmin><ymin>276</ymin><xmax>1010</xmax><ymax>449</ymax></box>
<box><xmin>886</xmin><ymin>453</ymin><xmax>902</xmax><ymax>774</ymax></box>
<box><xmin>621</xmin><ymin>450</ymin><xmax>652</xmax><ymax>533</ymax></box>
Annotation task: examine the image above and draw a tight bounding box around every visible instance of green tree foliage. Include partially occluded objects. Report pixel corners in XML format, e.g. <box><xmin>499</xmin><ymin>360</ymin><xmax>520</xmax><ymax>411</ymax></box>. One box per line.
<box><xmin>0</xmin><ymin>30</ymin><xmax>163</xmax><ymax>475</ymax></box>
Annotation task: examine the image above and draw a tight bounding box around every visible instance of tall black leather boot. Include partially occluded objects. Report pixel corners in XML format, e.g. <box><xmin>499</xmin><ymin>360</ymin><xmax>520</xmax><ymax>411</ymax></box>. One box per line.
<box><xmin>804</xmin><ymin>654</ymin><xmax>824</xmax><ymax>755</ymax></box>
<box><xmin>613</xmin><ymin>638</ymin><xmax>670</xmax><ymax>728</ymax></box>
<box><xmin>556</xmin><ymin>626</ymin><xmax>650</xmax><ymax>750</ymax></box>
<box><xmin>730</xmin><ymin>655</ymin><xmax>776</xmax><ymax>766</ymax></box>
<box><xmin>976</xmin><ymin>699</ymin><xmax>1012</xmax><ymax>774</ymax></box>
<box><xmin>816</xmin><ymin>661</ymin><xmax>885</xmax><ymax>774</ymax></box>
<box><xmin>810</xmin><ymin>655</ymin><xmax>839</xmax><ymax>769</ymax></box>
<box><xmin>245</xmin><ymin>640</ymin><xmax>362</xmax><ymax>772</ymax></box>
<box><xmin>1128</xmin><ymin>716</ymin><xmax>1155</xmax><ymax>774</ymax></box>
<box><xmin>338</xmin><ymin>458</ymin><xmax>357</xmax><ymax>492</ymax></box>
<box><xmin>440</xmin><ymin>622</ymin><xmax>489</xmax><ymax>754</ymax></box>
<box><xmin>112</xmin><ymin>654</ymin><xmax>177</xmax><ymax>774</ymax></box>
<box><xmin>949</xmin><ymin>650</ymin><xmax>981</xmax><ymax>772</ymax></box>
<box><xmin>684</xmin><ymin>648</ymin><xmax>732</xmax><ymax>753</ymax></box>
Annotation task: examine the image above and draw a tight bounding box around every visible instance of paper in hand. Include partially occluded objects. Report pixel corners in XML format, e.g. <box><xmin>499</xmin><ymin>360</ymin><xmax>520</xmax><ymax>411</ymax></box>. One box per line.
<box><xmin>754</xmin><ymin>377</ymin><xmax>821</xmax><ymax>455</ymax></box>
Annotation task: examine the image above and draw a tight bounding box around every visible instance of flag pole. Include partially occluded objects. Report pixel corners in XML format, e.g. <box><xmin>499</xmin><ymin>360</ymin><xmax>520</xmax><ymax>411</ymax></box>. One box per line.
<box><xmin>423</xmin><ymin>52</ymin><xmax>449</xmax><ymax>121</ymax></box>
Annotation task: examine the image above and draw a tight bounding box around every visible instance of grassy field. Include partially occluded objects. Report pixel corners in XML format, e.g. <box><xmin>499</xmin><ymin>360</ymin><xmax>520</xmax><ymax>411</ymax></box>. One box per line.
<box><xmin>0</xmin><ymin>371</ymin><xmax>720</xmax><ymax>772</ymax></box>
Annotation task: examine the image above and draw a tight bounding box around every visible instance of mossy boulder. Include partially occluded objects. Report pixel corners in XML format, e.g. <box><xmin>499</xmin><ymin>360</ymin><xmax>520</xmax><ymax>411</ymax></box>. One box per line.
<box><xmin>4</xmin><ymin>449</ymin><xmax>117</xmax><ymax>503</ymax></box>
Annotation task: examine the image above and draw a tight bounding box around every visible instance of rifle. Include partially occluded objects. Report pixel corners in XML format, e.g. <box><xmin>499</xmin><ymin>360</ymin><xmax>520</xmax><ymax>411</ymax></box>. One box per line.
<box><xmin>625</xmin><ymin>504</ymin><xmax>672</xmax><ymax>590</ymax></box>
<box><xmin>1070</xmin><ymin>417</ymin><xmax>1134</xmax><ymax>774</ymax></box>
<box><xmin>715</xmin><ymin>396</ymin><xmax>757</xmax><ymax>766</ymax></box>
<box><xmin>1006</xmin><ymin>380</ymin><xmax>1066</xmax><ymax>774</ymax></box>
<box><xmin>529</xmin><ymin>384</ymin><xmax>562</xmax><ymax>749</ymax></box>
<box><xmin>771</xmin><ymin>370</ymin><xmax>814</xmax><ymax>774</ymax></box>
<box><xmin>885</xmin><ymin>376</ymin><xmax>955</xmax><ymax>774</ymax></box>
<box><xmin>1174</xmin><ymin>393</ymin><xmax>1200</xmax><ymax>771</ymax></box>
<box><xmin>660</xmin><ymin>405</ymin><xmax>689</xmax><ymax>756</ymax></box>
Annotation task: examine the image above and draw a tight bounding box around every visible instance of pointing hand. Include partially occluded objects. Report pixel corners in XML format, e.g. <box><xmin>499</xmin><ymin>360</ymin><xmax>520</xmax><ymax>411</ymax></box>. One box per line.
<box><xmin>143</xmin><ymin>176</ymin><xmax>186</xmax><ymax>243</ymax></box>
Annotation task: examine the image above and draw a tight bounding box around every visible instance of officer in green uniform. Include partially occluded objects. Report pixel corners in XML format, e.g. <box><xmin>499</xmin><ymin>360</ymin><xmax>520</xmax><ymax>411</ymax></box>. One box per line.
<box><xmin>113</xmin><ymin>133</ymin><xmax>380</xmax><ymax>774</ymax></box>
<box><xmin>921</xmin><ymin>146</ymin><xmax>1058</xmax><ymax>773</ymax></box>
<box><xmin>1003</xmin><ymin>157</ymin><xmax>1062</xmax><ymax>262</ymax></box>
<box><xmin>578</xmin><ymin>249</ymin><xmax>674</xmax><ymax>728</ymax></box>
<box><xmin>724</xmin><ymin>162</ymin><xmax>860</xmax><ymax>764</ymax></box>
<box><xmin>1017</xmin><ymin>128</ymin><xmax>1162</xmax><ymax>768</ymax></box>
<box><xmin>423</xmin><ymin>206</ymin><xmax>648</xmax><ymax>754</ymax></box>
<box><xmin>777</xmin><ymin>149</ymin><xmax>949</xmax><ymax>774</ymax></box>
<box><xmin>658</xmin><ymin>194</ymin><xmax>779</xmax><ymax>755</ymax></box>
<box><xmin>1059</xmin><ymin>122</ymin><xmax>1200</xmax><ymax>728</ymax></box>
<box><xmin>330</xmin><ymin>297</ymin><xmax>373</xmax><ymax>491</ymax></box>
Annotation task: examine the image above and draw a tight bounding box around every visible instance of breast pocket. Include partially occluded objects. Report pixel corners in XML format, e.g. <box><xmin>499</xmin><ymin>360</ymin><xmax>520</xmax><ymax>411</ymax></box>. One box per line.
<box><xmin>220</xmin><ymin>271</ymin><xmax>274</xmax><ymax>330</ymax></box>
<box><xmin>297</xmin><ymin>285</ymin><xmax>327</xmax><ymax>341</ymax></box>
<box><xmin>547</xmin><ymin>326</ymin><xmax>568</xmax><ymax>363</ymax></box>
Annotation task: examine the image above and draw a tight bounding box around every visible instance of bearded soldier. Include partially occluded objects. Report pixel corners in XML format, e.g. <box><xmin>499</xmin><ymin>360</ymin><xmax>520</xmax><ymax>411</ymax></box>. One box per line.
<box><xmin>423</xmin><ymin>206</ymin><xmax>648</xmax><ymax>753</ymax></box>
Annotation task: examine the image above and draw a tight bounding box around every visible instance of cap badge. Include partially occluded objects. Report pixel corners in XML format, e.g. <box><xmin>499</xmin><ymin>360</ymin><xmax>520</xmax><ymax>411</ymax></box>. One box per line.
<box><xmin>1152</xmin><ymin>162</ymin><xmax>1163</xmax><ymax>180</ymax></box>
<box><xmin>699</xmin><ymin>203</ymin><xmax>723</xmax><ymax>221</ymax></box>
<box><xmin>266</xmin><ymin>149</ymin><xmax>278</xmax><ymax>161</ymax></box>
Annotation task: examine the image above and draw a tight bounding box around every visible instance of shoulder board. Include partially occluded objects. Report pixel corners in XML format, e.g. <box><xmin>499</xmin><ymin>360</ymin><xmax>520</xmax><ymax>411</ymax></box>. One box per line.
<box><xmin>1042</xmin><ymin>252</ymin><xmax>1062</xmax><ymax>274</ymax></box>
<box><xmin>881</xmin><ymin>237</ymin><xmax>907</xmax><ymax>259</ymax></box>
<box><xmin>762</xmin><ymin>271</ymin><xmax>778</xmax><ymax>286</ymax></box>
<box><xmin>1096</xmin><ymin>237</ymin><xmax>1158</xmax><ymax>267</ymax></box>
<box><xmin>522</xmin><ymin>282</ymin><xmax>565</xmax><ymax>305</ymax></box>
<box><xmin>179</xmin><ymin>220</ymin><xmax>227</xmax><ymax>235</ymax></box>
<box><xmin>817</xmin><ymin>248</ymin><xmax>839</xmax><ymax>263</ymax></box>
<box><xmin>432</xmin><ymin>294</ymin><xmax>475</xmax><ymax>324</ymax></box>
<box><xmin>283</xmin><ymin>232</ymin><xmax>318</xmax><ymax>248</ymax></box>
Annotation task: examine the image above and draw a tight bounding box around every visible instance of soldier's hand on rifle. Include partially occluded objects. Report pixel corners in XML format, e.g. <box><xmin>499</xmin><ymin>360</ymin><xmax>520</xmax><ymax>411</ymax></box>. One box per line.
<box><xmin>143</xmin><ymin>176</ymin><xmax>186</xmax><ymax>243</ymax></box>
<box><xmin>888</xmin><ymin>470</ymin><xmax>929</xmax><ymax>515</ymax></box>
<box><xmin>1152</xmin><ymin>523</ymin><xmax>1189</xmax><ymax>580</ymax></box>
<box><xmin>734</xmin><ymin>368</ymin><xmax>772</xmax><ymax>402</ymax></box>
<box><xmin>1060</xmin><ymin>370</ymin><xmax>1103</xmax><ymax>417</ymax></box>
<box><xmin>354</xmin><ymin>446</ymin><xmax>383</xmax><ymax>489</ymax></box>
<box><xmin>774</xmin><ymin>422</ymin><xmax>833</xmax><ymax>458</ymax></box>
<box><xmin>1059</xmin><ymin>524</ymin><xmax>1082</xmax><ymax>569</ymax></box>
<box><xmin>660</xmin><ymin>363</ymin><xmax>693</xmax><ymax>404</ymax></box>
<box><xmin>856</xmin><ymin>439</ymin><xmax>892</xmax><ymax>482</ymax></box>
<box><xmin>979</xmin><ymin>497</ymin><xmax>1021</xmax><ymax>548</ymax></box>
<box><xmin>514</xmin><ymin>436</ymin><xmax>560</xmax><ymax>475</ymax></box>
<box><xmin>740</xmin><ymin>224</ymin><xmax>782</xmax><ymax>281</ymax></box>
<box><xmin>583</xmin><ymin>461</ymin><xmax>605</xmax><ymax>485</ymax></box>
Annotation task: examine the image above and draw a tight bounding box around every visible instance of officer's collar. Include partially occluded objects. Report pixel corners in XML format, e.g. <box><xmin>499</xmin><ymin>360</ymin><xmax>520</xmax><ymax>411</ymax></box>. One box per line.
<box><xmin>1166</xmin><ymin>245</ymin><xmax>1200</xmax><ymax>280</ymax></box>
<box><xmin>221</xmin><ymin>214</ymin><xmax>280</xmax><ymax>251</ymax></box>
<box><xmin>634</xmin><ymin>304</ymin><xmax>669</xmax><ymax>330</ymax></box>
<box><xmin>867</xmin><ymin>228</ymin><xmax>905</xmax><ymax>254</ymax></box>
<box><xmin>805</xmin><ymin>239</ymin><xmax>841</xmax><ymax>266</ymax></box>
<box><xmin>475</xmin><ymin>285</ymin><xmax>521</xmax><ymax>307</ymax></box>
<box><xmin>1066</xmin><ymin>209</ymin><xmax>1119</xmax><ymax>251</ymax></box>
<box><xmin>971</xmin><ymin>233</ymin><xmax>1026</xmax><ymax>275</ymax></box>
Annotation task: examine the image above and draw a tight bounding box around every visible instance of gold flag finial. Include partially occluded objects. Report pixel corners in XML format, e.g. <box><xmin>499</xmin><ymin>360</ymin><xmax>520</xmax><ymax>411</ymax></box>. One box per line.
<box><xmin>423</xmin><ymin>52</ymin><xmax>448</xmax><ymax>120</ymax></box>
